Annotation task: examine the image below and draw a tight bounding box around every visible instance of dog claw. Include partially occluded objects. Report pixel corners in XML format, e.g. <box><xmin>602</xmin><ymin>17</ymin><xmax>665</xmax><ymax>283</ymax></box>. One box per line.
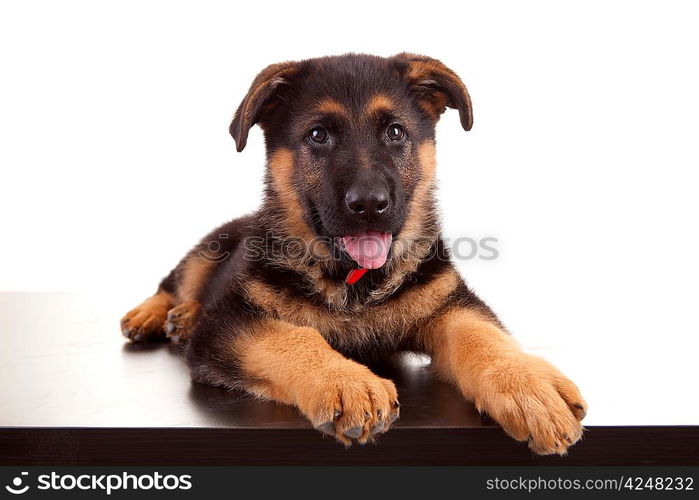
<box><xmin>370</xmin><ymin>422</ymin><xmax>384</xmax><ymax>434</ymax></box>
<box><xmin>343</xmin><ymin>426</ymin><xmax>363</xmax><ymax>439</ymax></box>
<box><xmin>317</xmin><ymin>422</ymin><xmax>335</xmax><ymax>436</ymax></box>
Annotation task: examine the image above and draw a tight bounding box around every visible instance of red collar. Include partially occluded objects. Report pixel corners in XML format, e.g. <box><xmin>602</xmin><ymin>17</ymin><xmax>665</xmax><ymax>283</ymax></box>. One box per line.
<box><xmin>345</xmin><ymin>268</ymin><xmax>368</xmax><ymax>285</ymax></box>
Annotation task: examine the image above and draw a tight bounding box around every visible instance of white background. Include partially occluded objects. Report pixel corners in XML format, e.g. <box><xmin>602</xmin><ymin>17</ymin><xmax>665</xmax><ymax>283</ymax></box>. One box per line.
<box><xmin>1</xmin><ymin>0</ymin><xmax>698</xmax><ymax>423</ymax></box>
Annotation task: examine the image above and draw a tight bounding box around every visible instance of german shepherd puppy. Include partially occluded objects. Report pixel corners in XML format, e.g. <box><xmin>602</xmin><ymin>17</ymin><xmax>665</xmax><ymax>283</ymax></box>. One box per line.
<box><xmin>121</xmin><ymin>53</ymin><xmax>587</xmax><ymax>454</ymax></box>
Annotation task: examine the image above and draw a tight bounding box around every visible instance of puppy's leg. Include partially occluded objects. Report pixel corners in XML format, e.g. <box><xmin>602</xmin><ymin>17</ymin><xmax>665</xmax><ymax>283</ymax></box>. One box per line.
<box><xmin>163</xmin><ymin>253</ymin><xmax>214</xmax><ymax>344</ymax></box>
<box><xmin>120</xmin><ymin>247</ymin><xmax>217</xmax><ymax>344</ymax></box>
<box><xmin>121</xmin><ymin>288</ymin><xmax>173</xmax><ymax>342</ymax></box>
<box><xmin>426</xmin><ymin>307</ymin><xmax>587</xmax><ymax>455</ymax></box>
<box><xmin>164</xmin><ymin>299</ymin><xmax>201</xmax><ymax>344</ymax></box>
<box><xmin>121</xmin><ymin>216</ymin><xmax>253</xmax><ymax>343</ymax></box>
<box><xmin>120</xmin><ymin>254</ymin><xmax>214</xmax><ymax>344</ymax></box>
<box><xmin>191</xmin><ymin>318</ymin><xmax>399</xmax><ymax>445</ymax></box>
<box><xmin>165</xmin><ymin>217</ymin><xmax>254</xmax><ymax>342</ymax></box>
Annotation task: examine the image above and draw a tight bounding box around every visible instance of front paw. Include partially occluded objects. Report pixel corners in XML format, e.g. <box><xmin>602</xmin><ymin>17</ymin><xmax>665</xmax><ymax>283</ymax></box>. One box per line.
<box><xmin>297</xmin><ymin>363</ymin><xmax>400</xmax><ymax>446</ymax></box>
<box><xmin>165</xmin><ymin>300</ymin><xmax>200</xmax><ymax>344</ymax></box>
<box><xmin>476</xmin><ymin>354</ymin><xmax>587</xmax><ymax>455</ymax></box>
<box><xmin>121</xmin><ymin>303</ymin><xmax>167</xmax><ymax>343</ymax></box>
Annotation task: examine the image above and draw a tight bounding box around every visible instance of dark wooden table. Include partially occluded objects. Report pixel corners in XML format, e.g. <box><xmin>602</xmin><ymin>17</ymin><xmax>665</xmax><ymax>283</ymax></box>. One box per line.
<box><xmin>1</xmin><ymin>293</ymin><xmax>697</xmax><ymax>465</ymax></box>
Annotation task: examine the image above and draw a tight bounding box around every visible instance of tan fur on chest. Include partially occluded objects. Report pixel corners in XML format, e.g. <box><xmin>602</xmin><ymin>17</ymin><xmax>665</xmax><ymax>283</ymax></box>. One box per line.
<box><xmin>244</xmin><ymin>267</ymin><xmax>459</xmax><ymax>349</ymax></box>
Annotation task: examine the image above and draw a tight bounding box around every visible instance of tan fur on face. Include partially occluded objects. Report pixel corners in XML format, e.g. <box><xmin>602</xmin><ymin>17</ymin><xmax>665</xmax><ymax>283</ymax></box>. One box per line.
<box><xmin>244</xmin><ymin>267</ymin><xmax>459</xmax><ymax>349</ymax></box>
<box><xmin>314</xmin><ymin>98</ymin><xmax>350</xmax><ymax>117</ymax></box>
<box><xmin>392</xmin><ymin>140</ymin><xmax>438</xmax><ymax>262</ymax></box>
<box><xmin>365</xmin><ymin>94</ymin><xmax>394</xmax><ymax>115</ymax></box>
<box><xmin>256</xmin><ymin>145</ymin><xmax>347</xmax><ymax>305</ymax></box>
<box><xmin>233</xmin><ymin>318</ymin><xmax>398</xmax><ymax>445</ymax></box>
<box><xmin>266</xmin><ymin>148</ymin><xmax>331</xmax><ymax>259</ymax></box>
<box><xmin>424</xmin><ymin>307</ymin><xmax>588</xmax><ymax>455</ymax></box>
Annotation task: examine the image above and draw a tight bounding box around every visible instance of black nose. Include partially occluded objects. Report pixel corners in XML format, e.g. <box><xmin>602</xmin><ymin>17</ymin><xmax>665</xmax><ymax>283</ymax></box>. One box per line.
<box><xmin>345</xmin><ymin>186</ymin><xmax>390</xmax><ymax>218</ymax></box>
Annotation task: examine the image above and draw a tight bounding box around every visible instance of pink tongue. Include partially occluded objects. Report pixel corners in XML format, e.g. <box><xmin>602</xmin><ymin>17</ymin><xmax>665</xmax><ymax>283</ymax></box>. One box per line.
<box><xmin>341</xmin><ymin>231</ymin><xmax>392</xmax><ymax>270</ymax></box>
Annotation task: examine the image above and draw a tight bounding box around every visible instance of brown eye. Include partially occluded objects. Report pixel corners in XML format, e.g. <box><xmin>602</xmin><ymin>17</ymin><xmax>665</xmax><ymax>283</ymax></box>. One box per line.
<box><xmin>387</xmin><ymin>124</ymin><xmax>405</xmax><ymax>141</ymax></box>
<box><xmin>309</xmin><ymin>126</ymin><xmax>328</xmax><ymax>144</ymax></box>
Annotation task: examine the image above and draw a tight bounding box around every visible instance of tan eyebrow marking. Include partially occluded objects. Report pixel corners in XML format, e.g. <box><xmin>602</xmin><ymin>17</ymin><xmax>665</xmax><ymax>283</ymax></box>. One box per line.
<box><xmin>314</xmin><ymin>98</ymin><xmax>350</xmax><ymax>117</ymax></box>
<box><xmin>366</xmin><ymin>94</ymin><xmax>395</xmax><ymax>115</ymax></box>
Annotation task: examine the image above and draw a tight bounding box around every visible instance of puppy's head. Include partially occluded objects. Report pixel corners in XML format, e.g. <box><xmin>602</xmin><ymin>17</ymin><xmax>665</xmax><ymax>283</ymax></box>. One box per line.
<box><xmin>231</xmin><ymin>53</ymin><xmax>472</xmax><ymax>271</ymax></box>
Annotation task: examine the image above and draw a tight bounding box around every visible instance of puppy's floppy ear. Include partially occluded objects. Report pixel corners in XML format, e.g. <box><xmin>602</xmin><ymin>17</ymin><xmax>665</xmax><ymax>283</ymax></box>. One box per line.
<box><xmin>393</xmin><ymin>53</ymin><xmax>473</xmax><ymax>131</ymax></box>
<box><xmin>230</xmin><ymin>61</ymin><xmax>300</xmax><ymax>152</ymax></box>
